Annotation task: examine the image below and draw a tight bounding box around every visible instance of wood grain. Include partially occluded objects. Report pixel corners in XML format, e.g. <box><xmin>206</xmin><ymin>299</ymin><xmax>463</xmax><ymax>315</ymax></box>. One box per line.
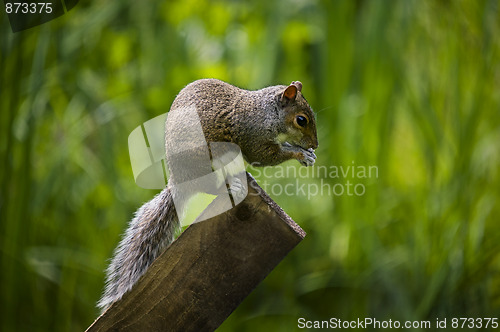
<box><xmin>87</xmin><ymin>172</ymin><xmax>305</xmax><ymax>332</ymax></box>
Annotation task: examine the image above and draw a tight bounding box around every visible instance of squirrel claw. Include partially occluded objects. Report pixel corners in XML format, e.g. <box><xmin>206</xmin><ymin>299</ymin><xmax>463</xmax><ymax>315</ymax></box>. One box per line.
<box><xmin>228</xmin><ymin>176</ymin><xmax>247</xmax><ymax>202</ymax></box>
<box><xmin>300</xmin><ymin>148</ymin><xmax>316</xmax><ymax>166</ymax></box>
<box><xmin>281</xmin><ymin>142</ymin><xmax>316</xmax><ymax>166</ymax></box>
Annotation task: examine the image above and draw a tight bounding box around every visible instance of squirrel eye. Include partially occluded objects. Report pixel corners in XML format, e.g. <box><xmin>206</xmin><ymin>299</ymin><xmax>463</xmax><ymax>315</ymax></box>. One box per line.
<box><xmin>296</xmin><ymin>115</ymin><xmax>308</xmax><ymax>127</ymax></box>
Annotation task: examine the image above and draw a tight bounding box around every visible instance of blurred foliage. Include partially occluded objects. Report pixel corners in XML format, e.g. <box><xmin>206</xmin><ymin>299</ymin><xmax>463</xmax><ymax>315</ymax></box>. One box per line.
<box><xmin>1</xmin><ymin>0</ymin><xmax>500</xmax><ymax>331</ymax></box>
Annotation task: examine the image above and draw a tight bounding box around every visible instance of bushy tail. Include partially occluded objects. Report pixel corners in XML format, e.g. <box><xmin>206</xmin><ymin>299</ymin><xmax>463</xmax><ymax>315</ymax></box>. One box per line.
<box><xmin>97</xmin><ymin>187</ymin><xmax>179</xmax><ymax>311</ymax></box>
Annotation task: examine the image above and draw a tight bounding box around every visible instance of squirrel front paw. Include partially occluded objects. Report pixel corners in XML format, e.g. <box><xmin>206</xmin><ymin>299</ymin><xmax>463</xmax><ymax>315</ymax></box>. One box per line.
<box><xmin>281</xmin><ymin>142</ymin><xmax>317</xmax><ymax>166</ymax></box>
<box><xmin>300</xmin><ymin>148</ymin><xmax>317</xmax><ymax>167</ymax></box>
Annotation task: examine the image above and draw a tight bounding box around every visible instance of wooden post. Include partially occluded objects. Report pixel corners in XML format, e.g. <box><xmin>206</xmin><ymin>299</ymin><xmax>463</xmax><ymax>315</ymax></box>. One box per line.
<box><xmin>86</xmin><ymin>173</ymin><xmax>306</xmax><ymax>332</ymax></box>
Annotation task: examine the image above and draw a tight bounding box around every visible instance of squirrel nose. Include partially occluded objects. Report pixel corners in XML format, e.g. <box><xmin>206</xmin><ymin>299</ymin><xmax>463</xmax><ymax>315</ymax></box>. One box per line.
<box><xmin>310</xmin><ymin>139</ymin><xmax>318</xmax><ymax>150</ymax></box>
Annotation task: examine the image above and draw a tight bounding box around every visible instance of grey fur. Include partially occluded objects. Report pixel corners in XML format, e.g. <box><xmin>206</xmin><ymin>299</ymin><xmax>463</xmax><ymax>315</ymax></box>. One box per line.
<box><xmin>98</xmin><ymin>79</ymin><xmax>318</xmax><ymax>312</ymax></box>
<box><xmin>169</xmin><ymin>79</ymin><xmax>318</xmax><ymax>166</ymax></box>
<box><xmin>97</xmin><ymin>187</ymin><xmax>179</xmax><ymax>311</ymax></box>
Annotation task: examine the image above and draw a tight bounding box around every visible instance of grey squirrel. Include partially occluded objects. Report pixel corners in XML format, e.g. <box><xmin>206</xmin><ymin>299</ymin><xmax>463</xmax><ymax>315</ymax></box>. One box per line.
<box><xmin>98</xmin><ymin>79</ymin><xmax>318</xmax><ymax>311</ymax></box>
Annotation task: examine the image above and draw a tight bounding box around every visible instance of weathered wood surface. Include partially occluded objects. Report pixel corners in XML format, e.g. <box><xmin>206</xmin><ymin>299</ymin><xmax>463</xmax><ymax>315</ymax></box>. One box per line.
<box><xmin>86</xmin><ymin>172</ymin><xmax>305</xmax><ymax>332</ymax></box>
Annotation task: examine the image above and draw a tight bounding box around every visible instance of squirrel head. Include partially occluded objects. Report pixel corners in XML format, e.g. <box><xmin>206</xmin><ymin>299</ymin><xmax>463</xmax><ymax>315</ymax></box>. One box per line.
<box><xmin>277</xmin><ymin>81</ymin><xmax>318</xmax><ymax>151</ymax></box>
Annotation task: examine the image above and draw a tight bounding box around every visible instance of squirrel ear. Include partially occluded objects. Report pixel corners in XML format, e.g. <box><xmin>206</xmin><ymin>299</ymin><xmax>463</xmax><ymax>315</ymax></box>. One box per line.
<box><xmin>281</xmin><ymin>84</ymin><xmax>298</xmax><ymax>105</ymax></box>
<box><xmin>291</xmin><ymin>81</ymin><xmax>302</xmax><ymax>92</ymax></box>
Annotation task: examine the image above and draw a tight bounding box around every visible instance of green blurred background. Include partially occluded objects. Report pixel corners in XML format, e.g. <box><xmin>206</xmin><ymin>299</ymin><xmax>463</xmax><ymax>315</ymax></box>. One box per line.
<box><xmin>1</xmin><ymin>0</ymin><xmax>499</xmax><ymax>331</ymax></box>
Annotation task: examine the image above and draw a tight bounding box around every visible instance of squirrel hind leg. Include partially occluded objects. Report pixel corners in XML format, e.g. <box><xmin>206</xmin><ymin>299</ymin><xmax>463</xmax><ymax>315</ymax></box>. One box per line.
<box><xmin>227</xmin><ymin>176</ymin><xmax>248</xmax><ymax>204</ymax></box>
